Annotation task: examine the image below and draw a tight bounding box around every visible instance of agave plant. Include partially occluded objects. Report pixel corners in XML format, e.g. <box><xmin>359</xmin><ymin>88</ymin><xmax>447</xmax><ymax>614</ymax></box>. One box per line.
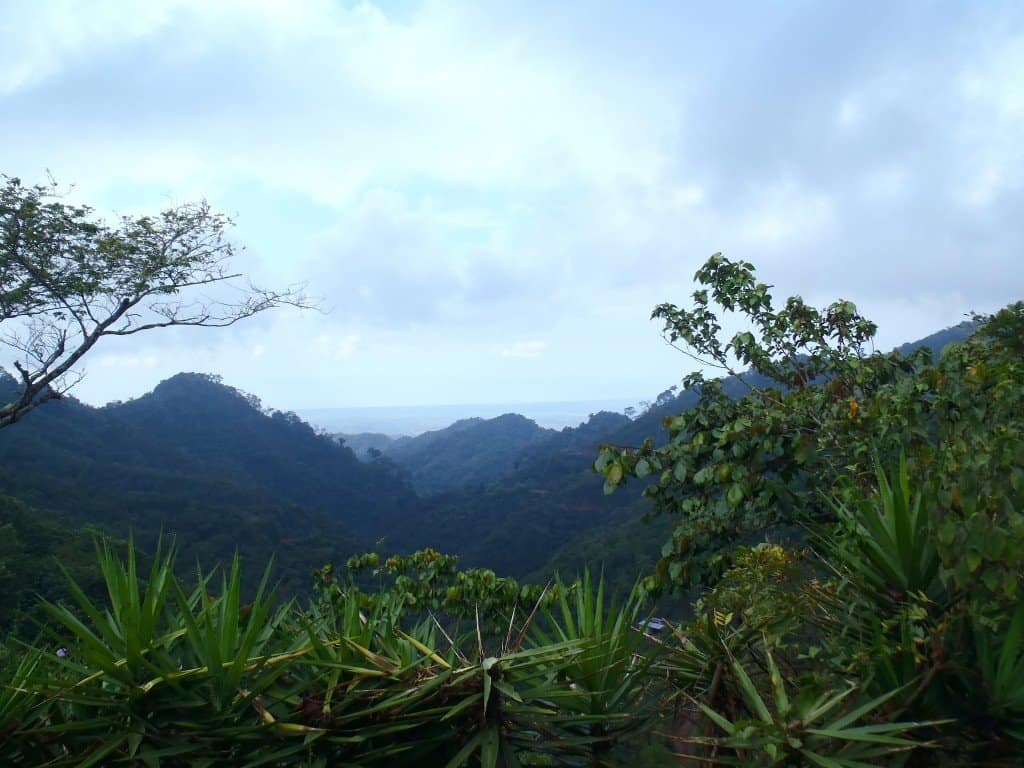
<box><xmin>528</xmin><ymin>572</ymin><xmax>654</xmax><ymax>766</ymax></box>
<box><xmin>803</xmin><ymin>456</ymin><xmax>951</xmax><ymax>712</ymax></box>
<box><xmin>0</xmin><ymin>647</ymin><xmax>52</xmax><ymax>766</ymax></box>
<box><xmin>0</xmin><ymin>544</ymin><xmax>690</xmax><ymax>767</ymax></box>
<box><xmin>681</xmin><ymin>638</ymin><xmax>931</xmax><ymax>766</ymax></box>
<box><xmin>266</xmin><ymin>592</ymin><xmax>465</xmax><ymax>767</ymax></box>
<box><xmin>13</xmin><ymin>539</ymin><xmax>295</xmax><ymax>765</ymax></box>
<box><xmin>440</xmin><ymin>636</ymin><xmax>593</xmax><ymax>768</ymax></box>
<box><xmin>824</xmin><ymin>454</ymin><xmax>943</xmax><ymax>604</ymax></box>
<box><xmin>953</xmin><ymin>600</ymin><xmax>1024</xmax><ymax>758</ymax></box>
<box><xmin>26</xmin><ymin>539</ymin><xmax>208</xmax><ymax>765</ymax></box>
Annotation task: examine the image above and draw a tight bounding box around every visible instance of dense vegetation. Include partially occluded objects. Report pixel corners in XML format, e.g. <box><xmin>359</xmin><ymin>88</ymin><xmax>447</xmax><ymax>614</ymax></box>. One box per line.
<box><xmin>355</xmin><ymin>413</ymin><xmax>556</xmax><ymax>494</ymax></box>
<box><xmin>0</xmin><ymin>315</ymin><xmax>971</xmax><ymax>605</ymax></box>
<box><xmin>0</xmin><ymin>372</ymin><xmax>413</xmax><ymax>595</ymax></box>
<box><xmin>595</xmin><ymin>256</ymin><xmax>1024</xmax><ymax>763</ymax></box>
<box><xmin>1</xmin><ymin>252</ymin><xmax>1020</xmax><ymax>765</ymax></box>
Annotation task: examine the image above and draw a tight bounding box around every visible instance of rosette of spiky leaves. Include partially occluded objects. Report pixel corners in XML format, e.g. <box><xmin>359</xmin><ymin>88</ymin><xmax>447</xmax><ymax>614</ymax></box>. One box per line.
<box><xmin>27</xmin><ymin>538</ymin><xmax>203</xmax><ymax>765</ymax></box>
<box><xmin>807</xmin><ymin>457</ymin><xmax>947</xmax><ymax>708</ymax></box>
<box><xmin>155</xmin><ymin>552</ymin><xmax>297</xmax><ymax>760</ymax></box>
<box><xmin>0</xmin><ymin>648</ymin><xmax>52</xmax><ymax>765</ymax></box>
<box><xmin>825</xmin><ymin>455</ymin><xmax>943</xmax><ymax>605</ymax></box>
<box><xmin>954</xmin><ymin>601</ymin><xmax>1024</xmax><ymax>757</ymax></box>
<box><xmin>441</xmin><ymin>635</ymin><xmax>591</xmax><ymax>768</ymax></box>
<box><xmin>655</xmin><ymin>608</ymin><xmax>752</xmax><ymax>698</ymax></box>
<box><xmin>21</xmin><ymin>539</ymin><xmax>301</xmax><ymax>766</ymax></box>
<box><xmin>261</xmin><ymin>592</ymin><xmax>465</xmax><ymax>767</ymax></box>
<box><xmin>528</xmin><ymin>572</ymin><xmax>653</xmax><ymax>766</ymax></box>
<box><xmin>652</xmin><ymin>607</ymin><xmax>758</xmax><ymax>758</ymax></box>
<box><xmin>684</xmin><ymin>639</ymin><xmax>933</xmax><ymax>766</ymax></box>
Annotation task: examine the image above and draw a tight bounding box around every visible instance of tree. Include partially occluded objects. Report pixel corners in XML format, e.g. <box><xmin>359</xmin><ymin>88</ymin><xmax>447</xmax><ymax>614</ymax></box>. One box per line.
<box><xmin>0</xmin><ymin>175</ymin><xmax>310</xmax><ymax>427</ymax></box>
<box><xmin>597</xmin><ymin>253</ymin><xmax>1018</xmax><ymax>595</ymax></box>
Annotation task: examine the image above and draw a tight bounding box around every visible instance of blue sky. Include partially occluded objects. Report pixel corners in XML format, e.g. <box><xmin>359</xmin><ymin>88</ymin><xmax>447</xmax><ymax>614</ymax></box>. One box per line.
<box><xmin>1</xmin><ymin>1</ymin><xmax>1022</xmax><ymax>410</ymax></box>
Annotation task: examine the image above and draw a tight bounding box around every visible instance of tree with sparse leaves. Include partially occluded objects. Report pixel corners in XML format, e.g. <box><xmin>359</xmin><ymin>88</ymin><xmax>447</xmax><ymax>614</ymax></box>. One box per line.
<box><xmin>0</xmin><ymin>175</ymin><xmax>310</xmax><ymax>427</ymax></box>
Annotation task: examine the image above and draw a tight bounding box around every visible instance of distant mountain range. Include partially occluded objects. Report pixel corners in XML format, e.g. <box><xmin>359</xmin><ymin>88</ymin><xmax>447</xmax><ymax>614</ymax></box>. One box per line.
<box><xmin>298</xmin><ymin>398</ymin><xmax>639</xmax><ymax>435</ymax></box>
<box><xmin>0</xmin><ymin>320</ymin><xmax>977</xmax><ymax>608</ymax></box>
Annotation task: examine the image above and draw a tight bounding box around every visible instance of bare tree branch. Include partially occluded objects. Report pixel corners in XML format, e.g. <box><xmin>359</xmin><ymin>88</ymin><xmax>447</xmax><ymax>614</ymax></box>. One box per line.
<box><xmin>0</xmin><ymin>175</ymin><xmax>317</xmax><ymax>428</ymax></box>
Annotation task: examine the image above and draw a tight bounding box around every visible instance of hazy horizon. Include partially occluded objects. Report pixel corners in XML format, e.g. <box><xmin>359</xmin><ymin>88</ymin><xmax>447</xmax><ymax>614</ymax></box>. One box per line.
<box><xmin>298</xmin><ymin>397</ymin><xmax>642</xmax><ymax>436</ymax></box>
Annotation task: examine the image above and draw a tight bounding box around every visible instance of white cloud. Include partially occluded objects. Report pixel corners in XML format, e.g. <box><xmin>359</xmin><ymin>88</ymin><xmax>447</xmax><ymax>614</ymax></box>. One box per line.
<box><xmin>0</xmin><ymin>0</ymin><xmax>171</xmax><ymax>94</ymax></box>
<box><xmin>500</xmin><ymin>341</ymin><xmax>547</xmax><ymax>359</ymax></box>
<box><xmin>1</xmin><ymin>0</ymin><xmax>679</xmax><ymax>209</ymax></box>
<box><xmin>2</xmin><ymin>2</ymin><xmax>1022</xmax><ymax>410</ymax></box>
<box><xmin>951</xmin><ymin>34</ymin><xmax>1024</xmax><ymax>209</ymax></box>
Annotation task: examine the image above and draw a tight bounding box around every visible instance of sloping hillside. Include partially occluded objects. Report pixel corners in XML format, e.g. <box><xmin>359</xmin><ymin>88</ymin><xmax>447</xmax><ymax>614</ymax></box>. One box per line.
<box><xmin>403</xmin><ymin>321</ymin><xmax>980</xmax><ymax>580</ymax></box>
<box><xmin>382</xmin><ymin>413</ymin><xmax>555</xmax><ymax>494</ymax></box>
<box><xmin>0</xmin><ymin>373</ymin><xmax>419</xmax><ymax>592</ymax></box>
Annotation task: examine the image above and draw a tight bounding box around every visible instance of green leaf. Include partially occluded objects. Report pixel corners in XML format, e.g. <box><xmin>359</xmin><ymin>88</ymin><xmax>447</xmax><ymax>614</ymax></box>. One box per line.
<box><xmin>607</xmin><ymin>463</ymin><xmax>623</xmax><ymax>485</ymax></box>
<box><xmin>726</xmin><ymin>483</ymin><xmax>745</xmax><ymax>507</ymax></box>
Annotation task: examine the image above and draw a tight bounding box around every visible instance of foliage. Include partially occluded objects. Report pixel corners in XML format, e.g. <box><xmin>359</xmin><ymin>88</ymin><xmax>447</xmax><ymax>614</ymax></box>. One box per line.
<box><xmin>530</xmin><ymin>571</ymin><xmax>654</xmax><ymax>761</ymax></box>
<box><xmin>0</xmin><ymin>492</ymin><xmax>105</xmax><ymax>632</ymax></box>
<box><xmin>683</xmin><ymin>640</ymin><xmax>927</xmax><ymax>766</ymax></box>
<box><xmin>0</xmin><ymin>541</ymin><xmax>662</xmax><ymax>767</ymax></box>
<box><xmin>697</xmin><ymin>543</ymin><xmax>807</xmax><ymax>639</ymax></box>
<box><xmin>594</xmin><ymin>255</ymin><xmax>1023</xmax><ymax>763</ymax></box>
<box><xmin>825</xmin><ymin>455</ymin><xmax>943</xmax><ymax>604</ymax></box>
<box><xmin>0</xmin><ymin>175</ymin><xmax>309</xmax><ymax>427</ymax></box>
<box><xmin>325</xmin><ymin>548</ymin><xmax>555</xmax><ymax>624</ymax></box>
<box><xmin>597</xmin><ymin>255</ymin><xmax>1019</xmax><ymax>598</ymax></box>
<box><xmin>3</xmin><ymin>250</ymin><xmax>1021</xmax><ymax>765</ymax></box>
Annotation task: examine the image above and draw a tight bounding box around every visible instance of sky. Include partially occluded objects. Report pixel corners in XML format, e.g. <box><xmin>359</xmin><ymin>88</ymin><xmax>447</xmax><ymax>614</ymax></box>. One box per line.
<box><xmin>1</xmin><ymin>1</ymin><xmax>1022</xmax><ymax>412</ymax></box>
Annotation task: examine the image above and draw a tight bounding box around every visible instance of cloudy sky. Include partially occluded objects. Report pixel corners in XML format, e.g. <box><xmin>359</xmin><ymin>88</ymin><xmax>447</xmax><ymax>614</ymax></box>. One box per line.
<box><xmin>1</xmin><ymin>1</ymin><xmax>1022</xmax><ymax>412</ymax></box>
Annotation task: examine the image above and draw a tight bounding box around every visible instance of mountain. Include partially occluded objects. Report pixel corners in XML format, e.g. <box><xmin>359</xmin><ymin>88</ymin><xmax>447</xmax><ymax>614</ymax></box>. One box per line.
<box><xmin>894</xmin><ymin>320</ymin><xmax>977</xmax><ymax>357</ymax></box>
<box><xmin>365</xmin><ymin>409</ymin><xmax>634</xmax><ymax>496</ymax></box>
<box><xmin>0</xmin><ymin>373</ymin><xmax>419</xmax><ymax>594</ymax></box>
<box><xmin>390</xmin><ymin>321</ymin><xmax>981</xmax><ymax>582</ymax></box>
<box><xmin>0</xmin><ymin>320</ymin><xmax>980</xmax><ymax>603</ymax></box>
<box><xmin>380</xmin><ymin>413</ymin><xmax>555</xmax><ymax>494</ymax></box>
<box><xmin>401</xmin><ymin>410</ymin><xmax>650</xmax><ymax>579</ymax></box>
<box><xmin>341</xmin><ymin>432</ymin><xmax>407</xmax><ymax>460</ymax></box>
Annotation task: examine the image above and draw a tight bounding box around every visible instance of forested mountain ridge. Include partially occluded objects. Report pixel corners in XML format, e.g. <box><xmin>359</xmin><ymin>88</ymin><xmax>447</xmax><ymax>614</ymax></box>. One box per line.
<box><xmin>379</xmin><ymin>413</ymin><xmax>555</xmax><ymax>494</ymax></box>
<box><xmin>393</xmin><ymin>320</ymin><xmax>980</xmax><ymax>583</ymax></box>
<box><xmin>0</xmin><ymin>320</ymin><xmax>979</xmax><ymax>599</ymax></box>
<box><xmin>0</xmin><ymin>492</ymin><xmax>104</xmax><ymax>630</ymax></box>
<box><xmin>0</xmin><ymin>373</ymin><xmax>419</xmax><ymax>593</ymax></box>
<box><xmin>340</xmin><ymin>431</ymin><xmax>405</xmax><ymax>459</ymax></box>
<box><xmin>347</xmin><ymin>409</ymin><xmax>634</xmax><ymax>498</ymax></box>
